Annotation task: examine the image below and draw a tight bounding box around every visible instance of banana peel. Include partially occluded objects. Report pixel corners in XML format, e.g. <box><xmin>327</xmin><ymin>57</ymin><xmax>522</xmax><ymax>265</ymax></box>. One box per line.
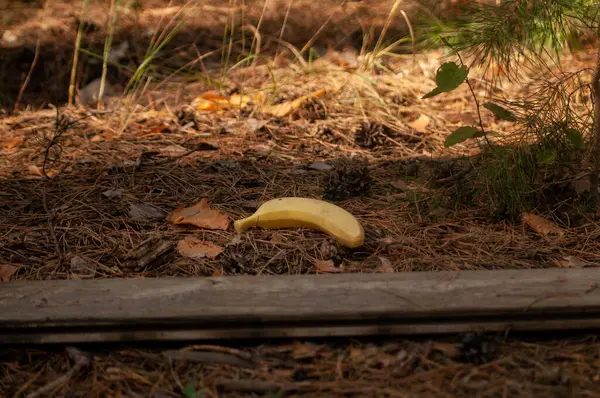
<box><xmin>233</xmin><ymin>197</ymin><xmax>364</xmax><ymax>248</ymax></box>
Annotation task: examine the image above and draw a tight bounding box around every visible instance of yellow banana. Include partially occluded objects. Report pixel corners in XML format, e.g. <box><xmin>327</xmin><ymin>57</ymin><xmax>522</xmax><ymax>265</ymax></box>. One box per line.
<box><xmin>233</xmin><ymin>197</ymin><xmax>364</xmax><ymax>248</ymax></box>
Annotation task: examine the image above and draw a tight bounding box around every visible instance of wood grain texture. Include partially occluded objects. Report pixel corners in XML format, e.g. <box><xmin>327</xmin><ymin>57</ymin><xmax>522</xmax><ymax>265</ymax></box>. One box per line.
<box><xmin>2</xmin><ymin>268</ymin><xmax>600</xmax><ymax>344</ymax></box>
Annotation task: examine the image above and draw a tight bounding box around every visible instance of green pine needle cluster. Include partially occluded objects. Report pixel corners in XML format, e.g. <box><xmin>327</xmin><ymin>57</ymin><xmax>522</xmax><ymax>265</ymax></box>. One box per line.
<box><xmin>426</xmin><ymin>0</ymin><xmax>598</xmax><ymax>79</ymax></box>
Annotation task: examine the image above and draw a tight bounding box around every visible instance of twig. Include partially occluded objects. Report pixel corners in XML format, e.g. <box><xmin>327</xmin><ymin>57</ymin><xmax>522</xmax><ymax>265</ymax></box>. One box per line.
<box><xmin>68</xmin><ymin>0</ymin><xmax>91</xmax><ymax>106</ymax></box>
<box><xmin>590</xmin><ymin>31</ymin><xmax>600</xmax><ymax>208</ymax></box>
<box><xmin>162</xmin><ymin>350</ymin><xmax>257</xmax><ymax>368</ymax></box>
<box><xmin>98</xmin><ymin>0</ymin><xmax>121</xmax><ymax>109</ymax></box>
<box><xmin>454</xmin><ymin>52</ymin><xmax>495</xmax><ymax>151</ymax></box>
<box><xmin>25</xmin><ymin>347</ymin><xmax>90</xmax><ymax>398</ymax></box>
<box><xmin>14</xmin><ymin>37</ymin><xmax>41</xmax><ymax>113</ymax></box>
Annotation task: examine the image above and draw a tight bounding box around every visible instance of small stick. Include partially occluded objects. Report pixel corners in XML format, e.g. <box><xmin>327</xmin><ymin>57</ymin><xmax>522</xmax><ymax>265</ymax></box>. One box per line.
<box><xmin>14</xmin><ymin>37</ymin><xmax>41</xmax><ymax>113</ymax></box>
<box><xmin>25</xmin><ymin>347</ymin><xmax>90</xmax><ymax>398</ymax></box>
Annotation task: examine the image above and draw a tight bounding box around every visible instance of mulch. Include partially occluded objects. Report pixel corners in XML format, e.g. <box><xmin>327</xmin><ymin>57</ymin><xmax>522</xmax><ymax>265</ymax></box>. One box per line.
<box><xmin>2</xmin><ymin>1</ymin><xmax>600</xmax><ymax>397</ymax></box>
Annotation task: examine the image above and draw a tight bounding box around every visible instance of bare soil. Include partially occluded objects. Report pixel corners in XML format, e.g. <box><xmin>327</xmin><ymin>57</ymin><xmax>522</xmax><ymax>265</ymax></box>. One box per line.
<box><xmin>2</xmin><ymin>1</ymin><xmax>600</xmax><ymax>397</ymax></box>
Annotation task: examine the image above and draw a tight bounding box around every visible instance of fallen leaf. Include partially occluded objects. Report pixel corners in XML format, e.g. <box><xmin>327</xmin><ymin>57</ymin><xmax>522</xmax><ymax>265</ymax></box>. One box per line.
<box><xmin>3</xmin><ymin>137</ymin><xmax>23</xmax><ymax>150</ymax></box>
<box><xmin>390</xmin><ymin>180</ymin><xmax>409</xmax><ymax>191</ymax></box>
<box><xmin>291</xmin><ymin>343</ymin><xmax>321</xmax><ymax>359</ymax></box>
<box><xmin>129</xmin><ymin>203</ymin><xmax>167</xmax><ymax>221</ymax></box>
<box><xmin>0</xmin><ymin>264</ymin><xmax>18</xmax><ymax>282</ymax></box>
<box><xmin>168</xmin><ymin>199</ymin><xmax>230</xmax><ymax>230</ymax></box>
<box><xmin>177</xmin><ymin>237</ymin><xmax>224</xmax><ymax>259</ymax></box>
<box><xmin>192</xmin><ymin>91</ymin><xmax>263</xmax><ymax>112</ymax></box>
<box><xmin>554</xmin><ymin>255</ymin><xmax>590</xmax><ymax>268</ymax></box>
<box><xmin>102</xmin><ymin>189</ymin><xmax>124</xmax><ymax>199</ymax></box>
<box><xmin>521</xmin><ymin>213</ymin><xmax>565</xmax><ymax>237</ymax></box>
<box><xmin>308</xmin><ymin>162</ymin><xmax>333</xmax><ymax>171</ymax></box>
<box><xmin>212</xmin><ymin>268</ymin><xmax>223</xmax><ymax>276</ymax></box>
<box><xmin>377</xmin><ymin>256</ymin><xmax>394</xmax><ymax>273</ymax></box>
<box><xmin>125</xmin><ymin>238</ymin><xmax>174</xmax><ymax>270</ymax></box>
<box><xmin>141</xmin><ymin>124</ymin><xmax>169</xmax><ymax>136</ymax></box>
<box><xmin>262</xmin><ymin>89</ymin><xmax>326</xmax><ymax>117</ymax></box>
<box><xmin>27</xmin><ymin>165</ymin><xmax>56</xmax><ymax>178</ymax></box>
<box><xmin>159</xmin><ymin>144</ymin><xmax>187</xmax><ymax>156</ymax></box>
<box><xmin>70</xmin><ymin>255</ymin><xmax>96</xmax><ymax>276</ymax></box>
<box><xmin>349</xmin><ymin>347</ymin><xmax>364</xmax><ymax>361</ymax></box>
<box><xmin>431</xmin><ymin>343</ymin><xmax>458</xmax><ymax>358</ymax></box>
<box><xmin>408</xmin><ymin>114</ymin><xmax>431</xmax><ymax>133</ymax></box>
<box><xmin>313</xmin><ymin>259</ymin><xmax>342</xmax><ymax>273</ymax></box>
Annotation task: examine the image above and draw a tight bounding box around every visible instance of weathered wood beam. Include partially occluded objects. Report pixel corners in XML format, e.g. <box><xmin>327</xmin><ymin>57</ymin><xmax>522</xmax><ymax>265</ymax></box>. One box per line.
<box><xmin>2</xmin><ymin>268</ymin><xmax>600</xmax><ymax>344</ymax></box>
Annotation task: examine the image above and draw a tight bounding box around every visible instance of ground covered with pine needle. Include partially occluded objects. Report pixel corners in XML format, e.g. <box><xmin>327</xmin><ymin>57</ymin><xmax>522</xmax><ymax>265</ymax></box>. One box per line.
<box><xmin>2</xmin><ymin>1</ymin><xmax>600</xmax><ymax>397</ymax></box>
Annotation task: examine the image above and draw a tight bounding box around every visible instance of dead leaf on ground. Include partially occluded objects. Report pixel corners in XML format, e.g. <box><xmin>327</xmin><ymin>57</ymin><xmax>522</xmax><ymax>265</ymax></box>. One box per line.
<box><xmin>159</xmin><ymin>144</ymin><xmax>188</xmax><ymax>157</ymax></box>
<box><xmin>408</xmin><ymin>114</ymin><xmax>431</xmax><ymax>133</ymax></box>
<box><xmin>377</xmin><ymin>256</ymin><xmax>394</xmax><ymax>273</ymax></box>
<box><xmin>349</xmin><ymin>347</ymin><xmax>364</xmax><ymax>361</ymax></box>
<box><xmin>390</xmin><ymin>180</ymin><xmax>409</xmax><ymax>191</ymax></box>
<box><xmin>291</xmin><ymin>342</ymin><xmax>321</xmax><ymax>359</ymax></box>
<box><xmin>3</xmin><ymin>137</ymin><xmax>23</xmax><ymax>150</ymax></box>
<box><xmin>177</xmin><ymin>237</ymin><xmax>224</xmax><ymax>259</ymax></box>
<box><xmin>0</xmin><ymin>264</ymin><xmax>18</xmax><ymax>282</ymax></box>
<box><xmin>554</xmin><ymin>255</ymin><xmax>590</xmax><ymax>268</ymax></box>
<box><xmin>521</xmin><ymin>213</ymin><xmax>565</xmax><ymax>237</ymax></box>
<box><xmin>125</xmin><ymin>238</ymin><xmax>174</xmax><ymax>270</ymax></box>
<box><xmin>192</xmin><ymin>90</ymin><xmax>264</xmax><ymax>112</ymax></box>
<box><xmin>129</xmin><ymin>203</ymin><xmax>167</xmax><ymax>221</ymax></box>
<box><xmin>308</xmin><ymin>162</ymin><xmax>333</xmax><ymax>171</ymax></box>
<box><xmin>168</xmin><ymin>199</ymin><xmax>230</xmax><ymax>230</ymax></box>
<box><xmin>141</xmin><ymin>124</ymin><xmax>169</xmax><ymax>136</ymax></box>
<box><xmin>313</xmin><ymin>259</ymin><xmax>343</xmax><ymax>273</ymax></box>
<box><xmin>102</xmin><ymin>189</ymin><xmax>124</xmax><ymax>199</ymax></box>
<box><xmin>28</xmin><ymin>165</ymin><xmax>56</xmax><ymax>177</ymax></box>
<box><xmin>261</xmin><ymin>89</ymin><xmax>326</xmax><ymax>117</ymax></box>
<box><xmin>70</xmin><ymin>255</ymin><xmax>96</xmax><ymax>276</ymax></box>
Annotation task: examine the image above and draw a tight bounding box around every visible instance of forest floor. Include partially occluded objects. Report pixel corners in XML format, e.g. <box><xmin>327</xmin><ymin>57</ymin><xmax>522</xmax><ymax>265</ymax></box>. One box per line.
<box><xmin>2</xmin><ymin>1</ymin><xmax>600</xmax><ymax>397</ymax></box>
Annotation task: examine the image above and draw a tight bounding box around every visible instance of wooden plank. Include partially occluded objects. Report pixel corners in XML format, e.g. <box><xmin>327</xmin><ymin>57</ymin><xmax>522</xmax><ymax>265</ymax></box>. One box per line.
<box><xmin>1</xmin><ymin>268</ymin><xmax>600</xmax><ymax>344</ymax></box>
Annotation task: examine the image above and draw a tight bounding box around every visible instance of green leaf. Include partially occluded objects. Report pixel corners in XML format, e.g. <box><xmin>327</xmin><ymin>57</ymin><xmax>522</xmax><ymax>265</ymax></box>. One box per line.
<box><xmin>422</xmin><ymin>62</ymin><xmax>468</xmax><ymax>99</ymax></box>
<box><xmin>436</xmin><ymin>62</ymin><xmax>468</xmax><ymax>91</ymax></box>
<box><xmin>182</xmin><ymin>381</ymin><xmax>197</xmax><ymax>398</ymax></box>
<box><xmin>566</xmin><ymin>128</ymin><xmax>584</xmax><ymax>149</ymax></box>
<box><xmin>422</xmin><ymin>87</ymin><xmax>442</xmax><ymax>99</ymax></box>
<box><xmin>483</xmin><ymin>102</ymin><xmax>517</xmax><ymax>122</ymax></box>
<box><xmin>444</xmin><ymin>126</ymin><xmax>479</xmax><ymax>147</ymax></box>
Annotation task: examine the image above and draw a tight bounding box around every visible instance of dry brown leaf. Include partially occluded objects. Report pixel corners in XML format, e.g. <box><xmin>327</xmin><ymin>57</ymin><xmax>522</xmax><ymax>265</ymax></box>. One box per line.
<box><xmin>313</xmin><ymin>259</ymin><xmax>342</xmax><ymax>273</ymax></box>
<box><xmin>27</xmin><ymin>165</ymin><xmax>56</xmax><ymax>177</ymax></box>
<box><xmin>129</xmin><ymin>203</ymin><xmax>167</xmax><ymax>221</ymax></box>
<box><xmin>408</xmin><ymin>114</ymin><xmax>431</xmax><ymax>133</ymax></box>
<box><xmin>349</xmin><ymin>347</ymin><xmax>364</xmax><ymax>361</ymax></box>
<box><xmin>90</xmin><ymin>132</ymin><xmax>115</xmax><ymax>142</ymax></box>
<box><xmin>141</xmin><ymin>124</ymin><xmax>168</xmax><ymax>136</ymax></box>
<box><xmin>377</xmin><ymin>256</ymin><xmax>394</xmax><ymax>273</ymax></box>
<box><xmin>554</xmin><ymin>255</ymin><xmax>589</xmax><ymax>268</ymax></box>
<box><xmin>0</xmin><ymin>264</ymin><xmax>18</xmax><ymax>282</ymax></box>
<box><xmin>291</xmin><ymin>343</ymin><xmax>321</xmax><ymax>359</ymax></box>
<box><xmin>390</xmin><ymin>180</ymin><xmax>409</xmax><ymax>191</ymax></box>
<box><xmin>177</xmin><ymin>237</ymin><xmax>224</xmax><ymax>259</ymax></box>
<box><xmin>193</xmin><ymin>90</ymin><xmax>262</xmax><ymax>112</ymax></box>
<box><xmin>262</xmin><ymin>89</ymin><xmax>326</xmax><ymax>117</ymax></box>
<box><xmin>521</xmin><ymin>213</ymin><xmax>565</xmax><ymax>237</ymax></box>
<box><xmin>212</xmin><ymin>268</ymin><xmax>223</xmax><ymax>277</ymax></box>
<box><xmin>3</xmin><ymin>137</ymin><xmax>23</xmax><ymax>150</ymax></box>
<box><xmin>168</xmin><ymin>199</ymin><xmax>230</xmax><ymax>230</ymax></box>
